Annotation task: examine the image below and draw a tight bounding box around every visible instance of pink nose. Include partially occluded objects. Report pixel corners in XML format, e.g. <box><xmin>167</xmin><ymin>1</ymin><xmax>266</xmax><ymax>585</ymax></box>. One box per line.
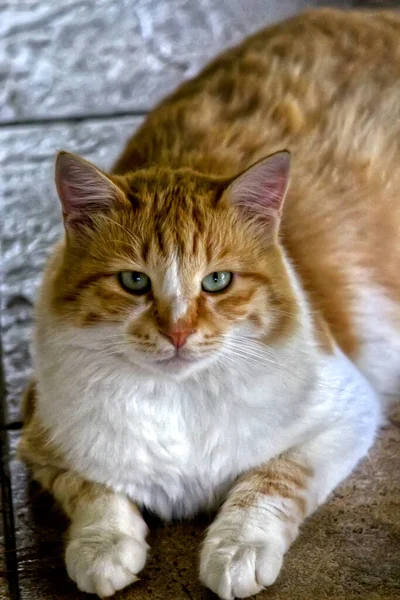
<box><xmin>166</xmin><ymin>329</ymin><xmax>193</xmax><ymax>348</ymax></box>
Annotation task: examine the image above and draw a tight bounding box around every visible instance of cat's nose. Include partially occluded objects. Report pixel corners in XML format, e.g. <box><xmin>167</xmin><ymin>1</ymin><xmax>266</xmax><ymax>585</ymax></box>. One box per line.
<box><xmin>163</xmin><ymin>328</ymin><xmax>194</xmax><ymax>348</ymax></box>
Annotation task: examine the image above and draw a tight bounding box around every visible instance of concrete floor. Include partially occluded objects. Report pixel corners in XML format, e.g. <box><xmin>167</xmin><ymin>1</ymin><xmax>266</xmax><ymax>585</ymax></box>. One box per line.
<box><xmin>0</xmin><ymin>1</ymin><xmax>399</xmax><ymax>599</ymax></box>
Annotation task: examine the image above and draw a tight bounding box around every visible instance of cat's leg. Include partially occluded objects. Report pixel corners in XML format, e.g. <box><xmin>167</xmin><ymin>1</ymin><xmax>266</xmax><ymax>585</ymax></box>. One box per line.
<box><xmin>200</xmin><ymin>377</ymin><xmax>380</xmax><ymax>599</ymax></box>
<box><xmin>19</xmin><ymin>382</ymin><xmax>148</xmax><ymax>597</ymax></box>
<box><xmin>29</xmin><ymin>464</ymin><xmax>149</xmax><ymax>597</ymax></box>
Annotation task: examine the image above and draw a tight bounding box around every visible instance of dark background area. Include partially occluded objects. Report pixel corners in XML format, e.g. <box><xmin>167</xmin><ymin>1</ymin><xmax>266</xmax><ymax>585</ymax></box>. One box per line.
<box><xmin>1</xmin><ymin>2</ymin><xmax>399</xmax><ymax>599</ymax></box>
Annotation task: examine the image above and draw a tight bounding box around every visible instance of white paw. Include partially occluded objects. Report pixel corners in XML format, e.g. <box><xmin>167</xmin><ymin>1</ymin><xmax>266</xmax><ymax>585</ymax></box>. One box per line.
<box><xmin>66</xmin><ymin>531</ymin><xmax>149</xmax><ymax>597</ymax></box>
<box><xmin>200</xmin><ymin>512</ymin><xmax>286</xmax><ymax>600</ymax></box>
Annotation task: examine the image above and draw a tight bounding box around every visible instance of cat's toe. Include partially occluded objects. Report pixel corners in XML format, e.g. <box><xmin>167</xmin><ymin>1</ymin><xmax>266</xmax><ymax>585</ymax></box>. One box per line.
<box><xmin>200</xmin><ymin>532</ymin><xmax>284</xmax><ymax>599</ymax></box>
<box><xmin>229</xmin><ymin>545</ymin><xmax>265</xmax><ymax>598</ymax></box>
<box><xmin>66</xmin><ymin>532</ymin><xmax>149</xmax><ymax>597</ymax></box>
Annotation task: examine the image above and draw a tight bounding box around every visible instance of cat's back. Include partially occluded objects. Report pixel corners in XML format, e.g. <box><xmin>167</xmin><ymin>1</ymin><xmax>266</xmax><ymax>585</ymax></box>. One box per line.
<box><xmin>115</xmin><ymin>9</ymin><xmax>400</xmax><ymax>174</ymax></box>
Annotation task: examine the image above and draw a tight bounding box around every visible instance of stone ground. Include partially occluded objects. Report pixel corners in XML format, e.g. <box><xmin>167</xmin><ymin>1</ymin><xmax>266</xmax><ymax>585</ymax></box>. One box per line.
<box><xmin>0</xmin><ymin>1</ymin><xmax>399</xmax><ymax>599</ymax></box>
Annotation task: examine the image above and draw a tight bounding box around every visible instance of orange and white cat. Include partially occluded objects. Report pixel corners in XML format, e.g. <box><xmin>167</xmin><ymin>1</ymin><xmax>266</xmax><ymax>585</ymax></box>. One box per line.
<box><xmin>20</xmin><ymin>9</ymin><xmax>400</xmax><ymax>600</ymax></box>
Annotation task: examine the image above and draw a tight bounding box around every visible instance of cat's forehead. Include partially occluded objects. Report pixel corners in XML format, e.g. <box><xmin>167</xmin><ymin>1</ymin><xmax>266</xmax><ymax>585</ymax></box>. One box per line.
<box><xmin>125</xmin><ymin>168</ymin><xmax>222</xmax><ymax>206</ymax></box>
<box><xmin>95</xmin><ymin>168</ymin><xmax>262</xmax><ymax>275</ymax></box>
<box><xmin>122</xmin><ymin>170</ymin><xmax>227</xmax><ymax>260</ymax></box>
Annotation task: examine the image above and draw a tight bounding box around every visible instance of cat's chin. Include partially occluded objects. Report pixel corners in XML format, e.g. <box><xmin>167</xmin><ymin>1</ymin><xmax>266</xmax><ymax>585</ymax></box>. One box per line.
<box><xmin>123</xmin><ymin>352</ymin><xmax>217</xmax><ymax>380</ymax></box>
<box><xmin>154</xmin><ymin>356</ymin><xmax>206</xmax><ymax>377</ymax></box>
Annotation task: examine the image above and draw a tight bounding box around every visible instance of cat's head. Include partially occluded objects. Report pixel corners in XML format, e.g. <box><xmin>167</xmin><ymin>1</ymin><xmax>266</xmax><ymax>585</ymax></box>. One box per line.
<box><xmin>49</xmin><ymin>150</ymin><xmax>297</xmax><ymax>379</ymax></box>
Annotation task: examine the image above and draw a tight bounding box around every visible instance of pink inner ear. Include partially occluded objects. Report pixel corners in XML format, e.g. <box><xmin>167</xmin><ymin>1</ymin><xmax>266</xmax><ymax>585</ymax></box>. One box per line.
<box><xmin>55</xmin><ymin>152</ymin><xmax>119</xmax><ymax>226</ymax></box>
<box><xmin>228</xmin><ymin>151</ymin><xmax>291</xmax><ymax>222</ymax></box>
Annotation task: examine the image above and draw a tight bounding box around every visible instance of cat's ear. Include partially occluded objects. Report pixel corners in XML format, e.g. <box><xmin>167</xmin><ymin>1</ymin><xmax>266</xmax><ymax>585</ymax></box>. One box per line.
<box><xmin>55</xmin><ymin>151</ymin><xmax>124</xmax><ymax>230</ymax></box>
<box><xmin>226</xmin><ymin>150</ymin><xmax>290</xmax><ymax>231</ymax></box>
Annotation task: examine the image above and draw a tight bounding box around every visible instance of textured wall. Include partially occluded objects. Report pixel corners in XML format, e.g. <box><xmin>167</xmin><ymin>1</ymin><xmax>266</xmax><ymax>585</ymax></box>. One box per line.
<box><xmin>0</xmin><ymin>0</ymin><xmax>309</xmax><ymax>122</ymax></box>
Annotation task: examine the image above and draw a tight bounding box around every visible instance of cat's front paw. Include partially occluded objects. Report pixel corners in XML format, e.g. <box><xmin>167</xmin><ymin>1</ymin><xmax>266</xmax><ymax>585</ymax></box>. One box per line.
<box><xmin>66</xmin><ymin>530</ymin><xmax>149</xmax><ymax>597</ymax></box>
<box><xmin>200</xmin><ymin>510</ymin><xmax>287</xmax><ymax>600</ymax></box>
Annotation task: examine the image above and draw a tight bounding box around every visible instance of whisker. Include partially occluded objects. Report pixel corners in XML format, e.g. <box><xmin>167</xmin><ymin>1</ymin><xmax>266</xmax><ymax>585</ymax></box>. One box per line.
<box><xmin>230</xmin><ymin>335</ymin><xmax>313</xmax><ymax>358</ymax></box>
<box><xmin>224</xmin><ymin>339</ymin><xmax>280</xmax><ymax>361</ymax></box>
<box><xmin>97</xmin><ymin>215</ymin><xmax>140</xmax><ymax>250</ymax></box>
<box><xmin>223</xmin><ymin>348</ymin><xmax>271</xmax><ymax>368</ymax></box>
<box><xmin>222</xmin><ymin>340</ymin><xmax>316</xmax><ymax>384</ymax></box>
<box><xmin>226</xmin><ymin>347</ymin><xmax>281</xmax><ymax>366</ymax></box>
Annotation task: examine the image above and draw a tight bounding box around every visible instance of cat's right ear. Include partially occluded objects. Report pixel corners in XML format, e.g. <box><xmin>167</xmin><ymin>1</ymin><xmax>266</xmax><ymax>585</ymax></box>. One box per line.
<box><xmin>55</xmin><ymin>151</ymin><xmax>124</xmax><ymax>231</ymax></box>
<box><xmin>225</xmin><ymin>150</ymin><xmax>291</xmax><ymax>236</ymax></box>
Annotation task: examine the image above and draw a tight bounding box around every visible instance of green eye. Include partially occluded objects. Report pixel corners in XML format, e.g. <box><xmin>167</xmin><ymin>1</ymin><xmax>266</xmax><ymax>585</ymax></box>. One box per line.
<box><xmin>118</xmin><ymin>271</ymin><xmax>151</xmax><ymax>295</ymax></box>
<box><xmin>202</xmin><ymin>271</ymin><xmax>233</xmax><ymax>293</ymax></box>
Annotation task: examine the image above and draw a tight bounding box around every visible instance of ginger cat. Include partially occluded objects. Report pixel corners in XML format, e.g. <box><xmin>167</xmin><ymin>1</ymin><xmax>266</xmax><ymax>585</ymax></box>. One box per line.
<box><xmin>20</xmin><ymin>9</ymin><xmax>400</xmax><ymax>599</ymax></box>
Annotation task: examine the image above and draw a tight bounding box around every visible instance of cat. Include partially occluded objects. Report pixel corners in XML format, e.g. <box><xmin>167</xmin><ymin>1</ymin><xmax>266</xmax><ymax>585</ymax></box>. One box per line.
<box><xmin>19</xmin><ymin>8</ymin><xmax>400</xmax><ymax>599</ymax></box>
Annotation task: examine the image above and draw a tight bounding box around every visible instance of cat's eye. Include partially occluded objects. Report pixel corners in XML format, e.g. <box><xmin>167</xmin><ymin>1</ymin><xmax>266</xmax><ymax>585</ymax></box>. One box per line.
<box><xmin>118</xmin><ymin>271</ymin><xmax>151</xmax><ymax>295</ymax></box>
<box><xmin>202</xmin><ymin>271</ymin><xmax>233</xmax><ymax>293</ymax></box>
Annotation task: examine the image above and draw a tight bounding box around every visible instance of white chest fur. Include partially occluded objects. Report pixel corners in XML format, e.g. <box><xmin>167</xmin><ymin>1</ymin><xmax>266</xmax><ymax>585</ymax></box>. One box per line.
<box><xmin>35</xmin><ymin>327</ymin><xmax>321</xmax><ymax>519</ymax></box>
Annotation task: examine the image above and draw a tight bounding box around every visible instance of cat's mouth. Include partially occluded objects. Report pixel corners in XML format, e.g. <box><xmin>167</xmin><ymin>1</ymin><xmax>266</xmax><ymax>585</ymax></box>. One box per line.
<box><xmin>144</xmin><ymin>348</ymin><xmax>217</xmax><ymax>377</ymax></box>
<box><xmin>154</xmin><ymin>352</ymin><xmax>201</xmax><ymax>367</ymax></box>
<box><xmin>119</xmin><ymin>345</ymin><xmax>219</xmax><ymax>378</ymax></box>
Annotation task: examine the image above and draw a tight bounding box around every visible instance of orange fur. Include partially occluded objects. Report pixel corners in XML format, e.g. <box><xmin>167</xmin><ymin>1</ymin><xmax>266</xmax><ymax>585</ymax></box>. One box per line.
<box><xmin>229</xmin><ymin>457</ymin><xmax>313</xmax><ymax>518</ymax></box>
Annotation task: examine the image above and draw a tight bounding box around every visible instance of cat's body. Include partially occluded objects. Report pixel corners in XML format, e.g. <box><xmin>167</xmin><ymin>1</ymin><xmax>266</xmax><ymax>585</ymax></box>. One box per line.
<box><xmin>20</xmin><ymin>9</ymin><xmax>399</xmax><ymax>599</ymax></box>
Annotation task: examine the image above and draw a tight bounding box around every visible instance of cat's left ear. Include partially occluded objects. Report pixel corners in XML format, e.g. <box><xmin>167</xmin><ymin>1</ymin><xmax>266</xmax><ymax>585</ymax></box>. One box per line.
<box><xmin>55</xmin><ymin>151</ymin><xmax>125</xmax><ymax>231</ymax></box>
<box><xmin>225</xmin><ymin>150</ymin><xmax>290</xmax><ymax>232</ymax></box>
